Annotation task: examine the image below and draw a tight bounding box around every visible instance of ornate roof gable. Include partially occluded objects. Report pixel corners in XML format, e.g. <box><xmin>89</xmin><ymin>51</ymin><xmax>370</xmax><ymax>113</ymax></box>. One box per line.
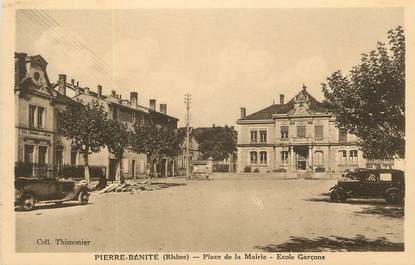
<box><xmin>289</xmin><ymin>84</ymin><xmax>312</xmax><ymax>115</ymax></box>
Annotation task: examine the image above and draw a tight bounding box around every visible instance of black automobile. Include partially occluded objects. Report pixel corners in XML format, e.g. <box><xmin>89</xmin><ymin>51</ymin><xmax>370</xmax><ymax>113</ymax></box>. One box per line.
<box><xmin>329</xmin><ymin>168</ymin><xmax>404</xmax><ymax>203</ymax></box>
<box><xmin>15</xmin><ymin>177</ymin><xmax>90</xmax><ymax>211</ymax></box>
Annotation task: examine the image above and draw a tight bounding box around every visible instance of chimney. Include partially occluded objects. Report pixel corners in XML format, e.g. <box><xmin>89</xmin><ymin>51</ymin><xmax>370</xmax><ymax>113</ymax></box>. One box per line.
<box><xmin>58</xmin><ymin>74</ymin><xmax>66</xmax><ymax>95</ymax></box>
<box><xmin>71</xmin><ymin>79</ymin><xmax>75</xmax><ymax>87</ymax></box>
<box><xmin>84</xmin><ymin>87</ymin><xmax>90</xmax><ymax>95</ymax></box>
<box><xmin>76</xmin><ymin>81</ymin><xmax>79</xmax><ymax>87</ymax></box>
<box><xmin>280</xmin><ymin>94</ymin><xmax>285</xmax><ymax>105</ymax></box>
<box><xmin>14</xmin><ymin>53</ymin><xmax>27</xmax><ymax>88</ymax></box>
<box><xmin>149</xmin><ymin>99</ymin><xmax>156</xmax><ymax>111</ymax></box>
<box><xmin>160</xmin><ymin>104</ymin><xmax>167</xmax><ymax>114</ymax></box>
<box><xmin>240</xmin><ymin>107</ymin><xmax>246</xmax><ymax>119</ymax></box>
<box><xmin>97</xmin><ymin>85</ymin><xmax>102</xmax><ymax>98</ymax></box>
<box><xmin>111</xmin><ymin>90</ymin><xmax>116</xmax><ymax>97</ymax></box>
<box><xmin>130</xmin><ymin>92</ymin><xmax>138</xmax><ymax>107</ymax></box>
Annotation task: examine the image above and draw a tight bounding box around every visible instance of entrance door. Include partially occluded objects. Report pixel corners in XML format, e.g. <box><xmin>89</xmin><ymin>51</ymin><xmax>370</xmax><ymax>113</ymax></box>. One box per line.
<box><xmin>296</xmin><ymin>148</ymin><xmax>308</xmax><ymax>170</ymax></box>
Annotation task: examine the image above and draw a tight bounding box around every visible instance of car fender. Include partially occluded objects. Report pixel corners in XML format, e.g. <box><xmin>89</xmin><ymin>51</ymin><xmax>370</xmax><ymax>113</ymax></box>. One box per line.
<box><xmin>75</xmin><ymin>186</ymin><xmax>90</xmax><ymax>197</ymax></box>
<box><xmin>384</xmin><ymin>187</ymin><xmax>401</xmax><ymax>196</ymax></box>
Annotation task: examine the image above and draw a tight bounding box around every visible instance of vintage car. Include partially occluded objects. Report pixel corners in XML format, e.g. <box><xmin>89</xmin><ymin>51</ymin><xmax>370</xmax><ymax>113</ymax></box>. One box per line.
<box><xmin>15</xmin><ymin>177</ymin><xmax>90</xmax><ymax>211</ymax></box>
<box><xmin>329</xmin><ymin>168</ymin><xmax>404</xmax><ymax>203</ymax></box>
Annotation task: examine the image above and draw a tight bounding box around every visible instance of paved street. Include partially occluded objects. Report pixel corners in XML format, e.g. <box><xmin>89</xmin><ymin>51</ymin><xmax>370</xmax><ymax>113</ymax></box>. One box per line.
<box><xmin>16</xmin><ymin>175</ymin><xmax>404</xmax><ymax>252</ymax></box>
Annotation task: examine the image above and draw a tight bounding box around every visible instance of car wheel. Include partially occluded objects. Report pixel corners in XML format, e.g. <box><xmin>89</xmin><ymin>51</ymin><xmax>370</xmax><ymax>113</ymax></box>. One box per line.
<box><xmin>385</xmin><ymin>190</ymin><xmax>401</xmax><ymax>204</ymax></box>
<box><xmin>20</xmin><ymin>193</ymin><xmax>35</xmax><ymax>211</ymax></box>
<box><xmin>78</xmin><ymin>190</ymin><xmax>89</xmax><ymax>205</ymax></box>
<box><xmin>330</xmin><ymin>189</ymin><xmax>347</xmax><ymax>202</ymax></box>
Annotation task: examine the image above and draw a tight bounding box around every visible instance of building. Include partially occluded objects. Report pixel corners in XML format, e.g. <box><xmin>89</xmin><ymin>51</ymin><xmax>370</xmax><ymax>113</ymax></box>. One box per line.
<box><xmin>177</xmin><ymin>126</ymin><xmax>238</xmax><ymax>174</ymax></box>
<box><xmin>74</xmin><ymin>85</ymin><xmax>178</xmax><ymax>180</ymax></box>
<box><xmin>236</xmin><ymin>85</ymin><xmax>367</xmax><ymax>177</ymax></box>
<box><xmin>15</xmin><ymin>52</ymin><xmax>179</xmax><ymax>180</ymax></box>
<box><xmin>14</xmin><ymin>53</ymin><xmax>80</xmax><ymax>178</ymax></box>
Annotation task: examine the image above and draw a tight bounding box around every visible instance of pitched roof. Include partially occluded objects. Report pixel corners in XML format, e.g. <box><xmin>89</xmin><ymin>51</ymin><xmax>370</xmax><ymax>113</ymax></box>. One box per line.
<box><xmin>240</xmin><ymin>88</ymin><xmax>330</xmax><ymax>121</ymax></box>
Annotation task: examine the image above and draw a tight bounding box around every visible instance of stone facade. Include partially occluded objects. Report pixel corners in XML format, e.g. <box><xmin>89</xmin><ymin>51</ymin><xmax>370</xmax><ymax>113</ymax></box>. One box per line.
<box><xmin>236</xmin><ymin>85</ymin><xmax>366</xmax><ymax>177</ymax></box>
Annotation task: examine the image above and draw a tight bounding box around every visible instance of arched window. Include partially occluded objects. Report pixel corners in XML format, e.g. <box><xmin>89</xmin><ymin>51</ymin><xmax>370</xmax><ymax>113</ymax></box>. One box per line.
<box><xmin>260</xmin><ymin>151</ymin><xmax>267</xmax><ymax>164</ymax></box>
<box><xmin>337</xmin><ymin>150</ymin><xmax>347</xmax><ymax>165</ymax></box>
<box><xmin>314</xmin><ymin>151</ymin><xmax>324</xmax><ymax>166</ymax></box>
<box><xmin>250</xmin><ymin>151</ymin><xmax>258</xmax><ymax>164</ymax></box>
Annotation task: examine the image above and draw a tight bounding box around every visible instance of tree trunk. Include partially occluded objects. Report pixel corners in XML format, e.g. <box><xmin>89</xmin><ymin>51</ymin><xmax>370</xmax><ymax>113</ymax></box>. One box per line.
<box><xmin>153</xmin><ymin>161</ymin><xmax>158</xmax><ymax>178</ymax></box>
<box><xmin>118</xmin><ymin>158</ymin><xmax>125</xmax><ymax>184</ymax></box>
<box><xmin>83</xmin><ymin>152</ymin><xmax>90</xmax><ymax>182</ymax></box>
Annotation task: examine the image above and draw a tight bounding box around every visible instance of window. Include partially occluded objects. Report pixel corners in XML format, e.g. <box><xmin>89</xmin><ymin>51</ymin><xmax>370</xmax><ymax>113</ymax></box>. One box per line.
<box><xmin>280</xmin><ymin>126</ymin><xmax>289</xmax><ymax>139</ymax></box>
<box><xmin>314</xmin><ymin>125</ymin><xmax>323</xmax><ymax>139</ymax></box>
<box><xmin>314</xmin><ymin>151</ymin><xmax>324</xmax><ymax>166</ymax></box>
<box><xmin>70</xmin><ymin>147</ymin><xmax>78</xmax><ymax>165</ymax></box>
<box><xmin>260</xmin><ymin>151</ymin><xmax>267</xmax><ymax>164</ymax></box>
<box><xmin>37</xmin><ymin>107</ymin><xmax>44</xmax><ymax>128</ymax></box>
<box><xmin>281</xmin><ymin>151</ymin><xmax>289</xmax><ymax>164</ymax></box>
<box><xmin>250</xmin><ymin>131</ymin><xmax>258</xmax><ymax>143</ymax></box>
<box><xmin>38</xmin><ymin>146</ymin><xmax>47</xmax><ymax>165</ymax></box>
<box><xmin>250</xmin><ymin>151</ymin><xmax>258</xmax><ymax>164</ymax></box>
<box><xmin>29</xmin><ymin>105</ymin><xmax>36</xmax><ymax>127</ymax></box>
<box><xmin>297</xmin><ymin>125</ymin><xmax>306</xmax><ymax>137</ymax></box>
<box><xmin>24</xmin><ymin>145</ymin><xmax>34</xmax><ymax>163</ymax></box>
<box><xmin>259</xmin><ymin>130</ymin><xmax>267</xmax><ymax>142</ymax></box>
<box><xmin>338</xmin><ymin>150</ymin><xmax>347</xmax><ymax>165</ymax></box>
<box><xmin>349</xmin><ymin>150</ymin><xmax>358</xmax><ymax>165</ymax></box>
<box><xmin>339</xmin><ymin>128</ymin><xmax>347</xmax><ymax>142</ymax></box>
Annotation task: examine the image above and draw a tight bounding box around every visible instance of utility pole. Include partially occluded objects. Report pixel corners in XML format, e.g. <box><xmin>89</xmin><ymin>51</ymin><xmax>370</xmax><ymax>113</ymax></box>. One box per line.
<box><xmin>184</xmin><ymin>93</ymin><xmax>191</xmax><ymax>180</ymax></box>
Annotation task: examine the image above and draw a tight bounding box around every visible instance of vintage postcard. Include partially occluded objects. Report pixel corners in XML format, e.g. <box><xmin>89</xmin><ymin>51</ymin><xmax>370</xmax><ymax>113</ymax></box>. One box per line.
<box><xmin>1</xmin><ymin>0</ymin><xmax>415</xmax><ymax>264</ymax></box>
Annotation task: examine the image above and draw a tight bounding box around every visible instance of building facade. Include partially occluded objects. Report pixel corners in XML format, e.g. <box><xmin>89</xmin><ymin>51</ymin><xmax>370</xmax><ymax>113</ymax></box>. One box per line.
<box><xmin>15</xmin><ymin>53</ymin><xmax>179</xmax><ymax>180</ymax></box>
<box><xmin>236</xmin><ymin>85</ymin><xmax>367</xmax><ymax>177</ymax></box>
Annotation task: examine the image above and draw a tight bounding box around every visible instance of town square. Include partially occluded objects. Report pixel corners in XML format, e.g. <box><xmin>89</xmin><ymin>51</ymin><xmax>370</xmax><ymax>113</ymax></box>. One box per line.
<box><xmin>7</xmin><ymin>6</ymin><xmax>408</xmax><ymax>257</ymax></box>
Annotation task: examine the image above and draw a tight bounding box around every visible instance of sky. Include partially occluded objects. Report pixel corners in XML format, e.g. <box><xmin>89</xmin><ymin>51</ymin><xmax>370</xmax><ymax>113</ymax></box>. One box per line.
<box><xmin>16</xmin><ymin>8</ymin><xmax>403</xmax><ymax>127</ymax></box>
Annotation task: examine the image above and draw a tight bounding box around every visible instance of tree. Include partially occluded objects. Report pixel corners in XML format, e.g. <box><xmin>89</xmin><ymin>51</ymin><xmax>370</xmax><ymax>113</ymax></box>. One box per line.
<box><xmin>58</xmin><ymin>100</ymin><xmax>109</xmax><ymax>181</ymax></box>
<box><xmin>195</xmin><ymin>126</ymin><xmax>237</xmax><ymax>161</ymax></box>
<box><xmin>322</xmin><ymin>26</ymin><xmax>405</xmax><ymax>159</ymax></box>
<box><xmin>130</xmin><ymin>122</ymin><xmax>182</xmax><ymax>178</ymax></box>
<box><xmin>102</xmin><ymin>119</ymin><xmax>131</xmax><ymax>183</ymax></box>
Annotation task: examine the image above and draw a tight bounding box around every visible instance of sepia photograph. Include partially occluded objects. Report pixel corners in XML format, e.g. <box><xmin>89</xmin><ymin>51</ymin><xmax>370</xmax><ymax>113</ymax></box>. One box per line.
<box><xmin>1</xmin><ymin>1</ymin><xmax>414</xmax><ymax>264</ymax></box>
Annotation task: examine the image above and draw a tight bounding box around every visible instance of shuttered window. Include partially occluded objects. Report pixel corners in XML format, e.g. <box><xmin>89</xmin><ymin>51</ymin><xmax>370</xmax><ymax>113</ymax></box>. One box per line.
<box><xmin>297</xmin><ymin>125</ymin><xmax>306</xmax><ymax>137</ymax></box>
<box><xmin>314</xmin><ymin>125</ymin><xmax>323</xmax><ymax>139</ymax></box>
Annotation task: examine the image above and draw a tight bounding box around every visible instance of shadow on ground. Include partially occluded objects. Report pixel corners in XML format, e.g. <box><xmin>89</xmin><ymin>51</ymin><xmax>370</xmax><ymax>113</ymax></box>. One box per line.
<box><xmin>254</xmin><ymin>235</ymin><xmax>404</xmax><ymax>252</ymax></box>
<box><xmin>355</xmin><ymin>205</ymin><xmax>404</xmax><ymax>219</ymax></box>
<box><xmin>15</xmin><ymin>202</ymin><xmax>91</xmax><ymax>212</ymax></box>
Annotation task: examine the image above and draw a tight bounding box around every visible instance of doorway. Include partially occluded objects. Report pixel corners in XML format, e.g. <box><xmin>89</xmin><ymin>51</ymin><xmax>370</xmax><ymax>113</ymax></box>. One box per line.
<box><xmin>295</xmin><ymin>147</ymin><xmax>308</xmax><ymax>170</ymax></box>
